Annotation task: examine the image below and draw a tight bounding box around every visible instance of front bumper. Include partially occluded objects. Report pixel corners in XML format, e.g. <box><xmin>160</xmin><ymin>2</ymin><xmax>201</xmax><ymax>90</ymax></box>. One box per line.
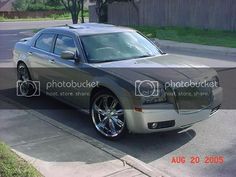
<box><xmin>126</xmin><ymin>87</ymin><xmax>223</xmax><ymax>133</ymax></box>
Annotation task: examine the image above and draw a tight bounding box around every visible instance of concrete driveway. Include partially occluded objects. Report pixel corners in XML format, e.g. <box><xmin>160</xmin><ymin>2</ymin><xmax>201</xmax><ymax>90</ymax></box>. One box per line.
<box><xmin>0</xmin><ymin>21</ymin><xmax>236</xmax><ymax>177</ymax></box>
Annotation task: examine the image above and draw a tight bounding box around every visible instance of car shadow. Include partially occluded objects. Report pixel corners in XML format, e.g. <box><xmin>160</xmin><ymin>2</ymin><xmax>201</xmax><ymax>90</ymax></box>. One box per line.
<box><xmin>0</xmin><ymin>87</ymin><xmax>196</xmax><ymax>164</ymax></box>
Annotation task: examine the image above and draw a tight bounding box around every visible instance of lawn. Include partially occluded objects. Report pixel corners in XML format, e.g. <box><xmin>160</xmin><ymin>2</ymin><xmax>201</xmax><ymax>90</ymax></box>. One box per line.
<box><xmin>0</xmin><ymin>142</ymin><xmax>42</xmax><ymax>177</ymax></box>
<box><xmin>0</xmin><ymin>10</ymin><xmax>89</xmax><ymax>22</ymax></box>
<box><xmin>132</xmin><ymin>26</ymin><xmax>236</xmax><ymax>48</ymax></box>
<box><xmin>20</xmin><ymin>24</ymin><xmax>236</xmax><ymax>49</ymax></box>
<box><xmin>0</xmin><ymin>13</ymin><xmax>71</xmax><ymax>22</ymax></box>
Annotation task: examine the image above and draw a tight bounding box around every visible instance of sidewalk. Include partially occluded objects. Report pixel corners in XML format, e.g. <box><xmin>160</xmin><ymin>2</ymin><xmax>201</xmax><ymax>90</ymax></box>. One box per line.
<box><xmin>0</xmin><ymin>95</ymin><xmax>167</xmax><ymax>177</ymax></box>
<box><xmin>157</xmin><ymin>39</ymin><xmax>236</xmax><ymax>57</ymax></box>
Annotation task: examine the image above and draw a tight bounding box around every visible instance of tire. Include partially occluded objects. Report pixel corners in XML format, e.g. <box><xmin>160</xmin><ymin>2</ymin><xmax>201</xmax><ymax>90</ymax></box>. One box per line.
<box><xmin>90</xmin><ymin>90</ymin><xmax>127</xmax><ymax>140</ymax></box>
<box><xmin>17</xmin><ymin>62</ymin><xmax>36</xmax><ymax>97</ymax></box>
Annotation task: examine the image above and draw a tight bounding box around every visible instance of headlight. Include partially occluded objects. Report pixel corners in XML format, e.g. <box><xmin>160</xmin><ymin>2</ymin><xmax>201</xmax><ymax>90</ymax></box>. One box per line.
<box><xmin>135</xmin><ymin>80</ymin><xmax>167</xmax><ymax>104</ymax></box>
<box><xmin>141</xmin><ymin>88</ymin><xmax>167</xmax><ymax>104</ymax></box>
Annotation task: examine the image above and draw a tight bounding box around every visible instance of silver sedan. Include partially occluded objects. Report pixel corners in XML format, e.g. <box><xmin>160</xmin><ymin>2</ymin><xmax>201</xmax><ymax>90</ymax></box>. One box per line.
<box><xmin>13</xmin><ymin>23</ymin><xmax>223</xmax><ymax>140</ymax></box>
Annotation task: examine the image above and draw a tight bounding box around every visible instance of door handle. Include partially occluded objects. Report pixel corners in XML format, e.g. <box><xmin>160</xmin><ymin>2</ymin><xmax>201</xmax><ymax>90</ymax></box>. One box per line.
<box><xmin>49</xmin><ymin>59</ymin><xmax>56</xmax><ymax>64</ymax></box>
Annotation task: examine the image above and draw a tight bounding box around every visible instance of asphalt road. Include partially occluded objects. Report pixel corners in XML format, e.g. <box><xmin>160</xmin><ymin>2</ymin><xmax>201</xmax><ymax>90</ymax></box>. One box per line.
<box><xmin>0</xmin><ymin>21</ymin><xmax>236</xmax><ymax>177</ymax></box>
<box><xmin>0</xmin><ymin>20</ymin><xmax>71</xmax><ymax>30</ymax></box>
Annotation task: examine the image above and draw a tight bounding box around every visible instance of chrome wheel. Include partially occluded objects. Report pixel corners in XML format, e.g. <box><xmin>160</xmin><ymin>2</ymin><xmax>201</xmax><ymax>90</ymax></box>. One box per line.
<box><xmin>91</xmin><ymin>92</ymin><xmax>125</xmax><ymax>138</ymax></box>
<box><xmin>17</xmin><ymin>63</ymin><xmax>34</xmax><ymax>97</ymax></box>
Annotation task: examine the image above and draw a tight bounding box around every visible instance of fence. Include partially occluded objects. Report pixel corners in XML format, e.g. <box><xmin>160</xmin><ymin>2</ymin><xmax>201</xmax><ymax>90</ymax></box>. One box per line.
<box><xmin>90</xmin><ymin>0</ymin><xmax>236</xmax><ymax>31</ymax></box>
<box><xmin>89</xmin><ymin>5</ymin><xmax>98</xmax><ymax>22</ymax></box>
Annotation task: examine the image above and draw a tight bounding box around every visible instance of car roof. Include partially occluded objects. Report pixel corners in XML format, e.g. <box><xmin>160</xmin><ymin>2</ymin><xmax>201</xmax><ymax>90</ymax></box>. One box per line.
<box><xmin>44</xmin><ymin>23</ymin><xmax>135</xmax><ymax>36</ymax></box>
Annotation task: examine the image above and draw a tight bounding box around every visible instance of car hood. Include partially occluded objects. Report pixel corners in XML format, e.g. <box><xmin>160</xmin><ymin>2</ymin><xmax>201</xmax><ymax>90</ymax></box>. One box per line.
<box><xmin>90</xmin><ymin>54</ymin><xmax>217</xmax><ymax>84</ymax></box>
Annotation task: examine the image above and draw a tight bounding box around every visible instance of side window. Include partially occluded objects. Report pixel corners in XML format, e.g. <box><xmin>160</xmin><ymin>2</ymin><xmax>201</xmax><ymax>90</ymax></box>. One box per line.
<box><xmin>54</xmin><ymin>35</ymin><xmax>76</xmax><ymax>56</ymax></box>
<box><xmin>35</xmin><ymin>33</ymin><xmax>54</xmax><ymax>52</ymax></box>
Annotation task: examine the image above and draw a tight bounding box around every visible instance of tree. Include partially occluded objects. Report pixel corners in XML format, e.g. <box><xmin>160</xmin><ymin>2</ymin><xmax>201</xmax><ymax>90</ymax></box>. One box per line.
<box><xmin>12</xmin><ymin>0</ymin><xmax>85</xmax><ymax>24</ymax></box>
<box><xmin>80</xmin><ymin>0</ymin><xmax>84</xmax><ymax>23</ymax></box>
<box><xmin>61</xmin><ymin>0</ymin><xmax>81</xmax><ymax>24</ymax></box>
<box><xmin>13</xmin><ymin>0</ymin><xmax>30</xmax><ymax>11</ymax></box>
<box><xmin>13</xmin><ymin>0</ymin><xmax>65</xmax><ymax>11</ymax></box>
<box><xmin>46</xmin><ymin>0</ymin><xmax>63</xmax><ymax>7</ymax></box>
<box><xmin>95</xmin><ymin>0</ymin><xmax>130</xmax><ymax>23</ymax></box>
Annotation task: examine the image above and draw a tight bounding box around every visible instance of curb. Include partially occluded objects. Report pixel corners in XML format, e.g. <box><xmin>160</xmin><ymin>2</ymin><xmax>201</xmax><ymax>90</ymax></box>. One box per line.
<box><xmin>154</xmin><ymin>39</ymin><xmax>236</xmax><ymax>57</ymax></box>
<box><xmin>0</xmin><ymin>94</ymin><xmax>170</xmax><ymax>177</ymax></box>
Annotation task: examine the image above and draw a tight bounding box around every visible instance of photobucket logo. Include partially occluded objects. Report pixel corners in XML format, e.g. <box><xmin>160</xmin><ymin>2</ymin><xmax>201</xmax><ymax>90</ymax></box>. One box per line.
<box><xmin>165</xmin><ymin>80</ymin><xmax>218</xmax><ymax>89</ymax></box>
<box><xmin>46</xmin><ymin>80</ymin><xmax>99</xmax><ymax>90</ymax></box>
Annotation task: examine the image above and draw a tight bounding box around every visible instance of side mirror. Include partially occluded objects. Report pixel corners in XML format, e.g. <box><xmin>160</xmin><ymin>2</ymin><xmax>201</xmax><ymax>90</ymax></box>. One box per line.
<box><xmin>61</xmin><ymin>51</ymin><xmax>76</xmax><ymax>60</ymax></box>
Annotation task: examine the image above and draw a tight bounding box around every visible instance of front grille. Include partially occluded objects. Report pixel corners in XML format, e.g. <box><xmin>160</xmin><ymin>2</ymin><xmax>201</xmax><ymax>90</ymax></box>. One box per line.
<box><xmin>173</xmin><ymin>87</ymin><xmax>212</xmax><ymax>113</ymax></box>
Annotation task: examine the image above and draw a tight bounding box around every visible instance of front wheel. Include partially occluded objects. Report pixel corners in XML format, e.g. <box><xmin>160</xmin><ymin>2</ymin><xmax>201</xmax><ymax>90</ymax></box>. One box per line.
<box><xmin>90</xmin><ymin>90</ymin><xmax>127</xmax><ymax>140</ymax></box>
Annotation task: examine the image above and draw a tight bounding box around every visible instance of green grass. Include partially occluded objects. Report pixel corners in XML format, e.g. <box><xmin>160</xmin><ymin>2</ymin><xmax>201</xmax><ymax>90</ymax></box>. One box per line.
<box><xmin>0</xmin><ymin>13</ymin><xmax>71</xmax><ymax>22</ymax></box>
<box><xmin>132</xmin><ymin>26</ymin><xmax>236</xmax><ymax>48</ymax></box>
<box><xmin>32</xmin><ymin>29</ymin><xmax>42</xmax><ymax>33</ymax></box>
<box><xmin>0</xmin><ymin>142</ymin><xmax>42</xmax><ymax>177</ymax></box>
<box><xmin>0</xmin><ymin>10</ymin><xmax>89</xmax><ymax>22</ymax></box>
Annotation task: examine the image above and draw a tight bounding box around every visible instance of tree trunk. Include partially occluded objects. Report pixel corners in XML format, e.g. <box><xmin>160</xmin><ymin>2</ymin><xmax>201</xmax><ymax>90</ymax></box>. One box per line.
<box><xmin>96</xmin><ymin>3</ymin><xmax>108</xmax><ymax>23</ymax></box>
<box><xmin>96</xmin><ymin>0</ymin><xmax>108</xmax><ymax>23</ymax></box>
<box><xmin>81</xmin><ymin>0</ymin><xmax>84</xmax><ymax>23</ymax></box>
<box><xmin>72</xmin><ymin>13</ymin><xmax>78</xmax><ymax>24</ymax></box>
<box><xmin>61</xmin><ymin>0</ymin><xmax>80</xmax><ymax>24</ymax></box>
<box><xmin>99</xmin><ymin>4</ymin><xmax>108</xmax><ymax>23</ymax></box>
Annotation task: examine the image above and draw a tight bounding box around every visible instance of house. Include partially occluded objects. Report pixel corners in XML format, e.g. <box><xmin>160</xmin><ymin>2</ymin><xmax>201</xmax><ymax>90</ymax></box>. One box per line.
<box><xmin>0</xmin><ymin>0</ymin><xmax>93</xmax><ymax>12</ymax></box>
<box><xmin>0</xmin><ymin>0</ymin><xmax>15</xmax><ymax>12</ymax></box>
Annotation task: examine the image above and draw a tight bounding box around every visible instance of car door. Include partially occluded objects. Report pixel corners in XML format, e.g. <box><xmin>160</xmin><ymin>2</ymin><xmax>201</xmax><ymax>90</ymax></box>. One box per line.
<box><xmin>26</xmin><ymin>33</ymin><xmax>57</xmax><ymax>91</ymax></box>
<box><xmin>46</xmin><ymin>34</ymin><xmax>91</xmax><ymax>108</ymax></box>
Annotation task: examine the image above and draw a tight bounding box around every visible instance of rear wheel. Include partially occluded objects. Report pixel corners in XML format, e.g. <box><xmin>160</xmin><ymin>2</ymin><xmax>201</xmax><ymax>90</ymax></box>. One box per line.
<box><xmin>90</xmin><ymin>90</ymin><xmax>127</xmax><ymax>140</ymax></box>
<box><xmin>17</xmin><ymin>62</ymin><xmax>36</xmax><ymax>97</ymax></box>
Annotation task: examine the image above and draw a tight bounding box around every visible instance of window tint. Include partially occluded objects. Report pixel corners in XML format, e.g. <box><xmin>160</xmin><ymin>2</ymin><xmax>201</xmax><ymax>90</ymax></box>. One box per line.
<box><xmin>54</xmin><ymin>35</ymin><xmax>76</xmax><ymax>55</ymax></box>
<box><xmin>81</xmin><ymin>32</ymin><xmax>161</xmax><ymax>63</ymax></box>
<box><xmin>35</xmin><ymin>33</ymin><xmax>54</xmax><ymax>52</ymax></box>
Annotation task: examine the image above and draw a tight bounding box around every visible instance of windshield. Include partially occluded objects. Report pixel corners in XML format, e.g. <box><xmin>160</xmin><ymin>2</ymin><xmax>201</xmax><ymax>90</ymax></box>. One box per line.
<box><xmin>80</xmin><ymin>32</ymin><xmax>162</xmax><ymax>63</ymax></box>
